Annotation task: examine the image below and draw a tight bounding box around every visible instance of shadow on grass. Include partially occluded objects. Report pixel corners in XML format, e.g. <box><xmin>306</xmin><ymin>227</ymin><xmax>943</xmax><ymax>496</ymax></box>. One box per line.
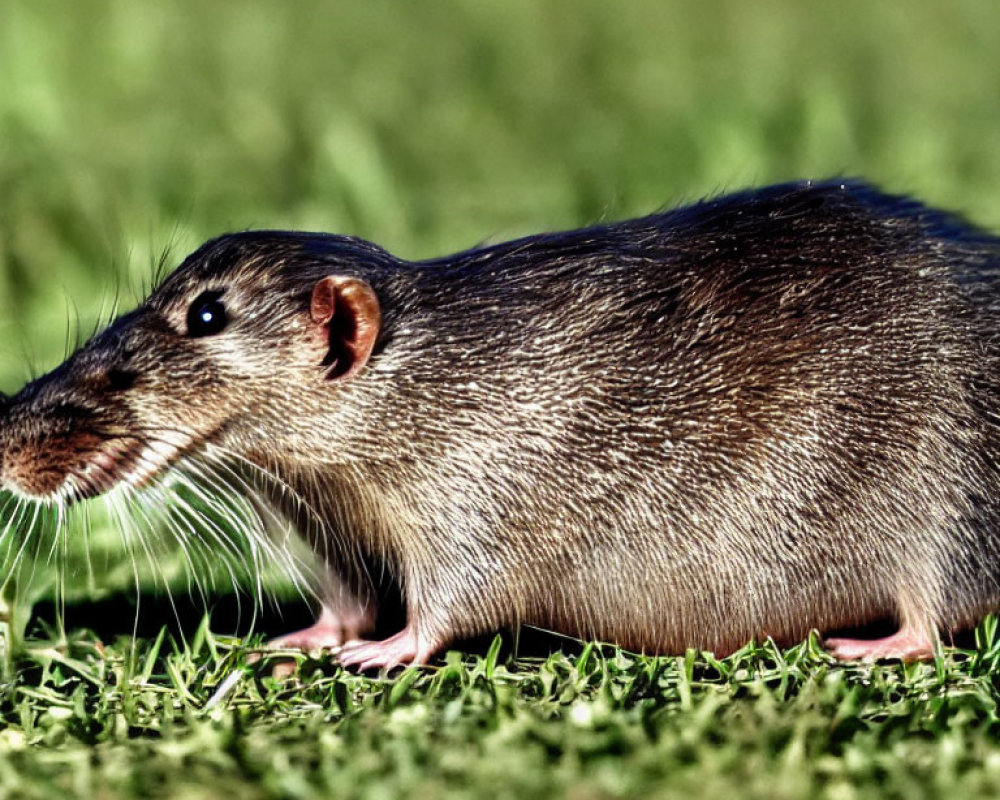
<box><xmin>28</xmin><ymin>592</ymin><xmax>589</xmax><ymax>661</ymax></box>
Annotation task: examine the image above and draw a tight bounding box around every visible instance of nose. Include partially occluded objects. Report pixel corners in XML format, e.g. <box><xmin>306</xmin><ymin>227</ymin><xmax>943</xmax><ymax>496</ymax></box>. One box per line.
<box><xmin>0</xmin><ymin>374</ymin><xmax>103</xmax><ymax>499</ymax></box>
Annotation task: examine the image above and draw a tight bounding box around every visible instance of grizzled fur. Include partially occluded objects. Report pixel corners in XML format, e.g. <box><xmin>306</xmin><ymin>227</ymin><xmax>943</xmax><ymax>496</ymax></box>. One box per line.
<box><xmin>4</xmin><ymin>179</ymin><xmax>1000</xmax><ymax>657</ymax></box>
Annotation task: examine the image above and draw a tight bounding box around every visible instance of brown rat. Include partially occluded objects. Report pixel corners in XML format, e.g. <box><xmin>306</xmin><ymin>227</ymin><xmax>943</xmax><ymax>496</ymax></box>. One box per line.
<box><xmin>4</xmin><ymin>179</ymin><xmax>1000</xmax><ymax>667</ymax></box>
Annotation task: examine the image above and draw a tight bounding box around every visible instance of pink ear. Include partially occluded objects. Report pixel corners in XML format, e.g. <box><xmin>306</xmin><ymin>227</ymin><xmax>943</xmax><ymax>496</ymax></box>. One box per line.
<box><xmin>310</xmin><ymin>277</ymin><xmax>381</xmax><ymax>380</ymax></box>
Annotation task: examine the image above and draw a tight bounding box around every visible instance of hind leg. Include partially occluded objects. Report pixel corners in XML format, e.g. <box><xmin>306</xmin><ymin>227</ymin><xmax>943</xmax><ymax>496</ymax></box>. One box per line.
<box><xmin>824</xmin><ymin>622</ymin><xmax>937</xmax><ymax>661</ymax></box>
<box><xmin>825</xmin><ymin>593</ymin><xmax>939</xmax><ymax>661</ymax></box>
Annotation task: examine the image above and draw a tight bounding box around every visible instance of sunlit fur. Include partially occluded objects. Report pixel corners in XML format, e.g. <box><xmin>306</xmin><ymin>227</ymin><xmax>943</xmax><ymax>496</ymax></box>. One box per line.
<box><xmin>4</xmin><ymin>179</ymin><xmax>1000</xmax><ymax>658</ymax></box>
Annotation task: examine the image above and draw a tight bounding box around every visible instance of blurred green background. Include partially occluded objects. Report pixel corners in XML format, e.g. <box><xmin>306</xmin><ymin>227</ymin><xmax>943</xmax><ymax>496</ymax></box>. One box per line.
<box><xmin>2</xmin><ymin>0</ymin><xmax>1000</xmax><ymax>395</ymax></box>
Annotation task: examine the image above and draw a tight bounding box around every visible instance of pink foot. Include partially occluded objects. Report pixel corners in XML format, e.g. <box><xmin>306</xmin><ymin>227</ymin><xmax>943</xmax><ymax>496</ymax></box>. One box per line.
<box><xmin>266</xmin><ymin>605</ymin><xmax>371</xmax><ymax>653</ymax></box>
<box><xmin>825</xmin><ymin>624</ymin><xmax>937</xmax><ymax>661</ymax></box>
<box><xmin>337</xmin><ymin>625</ymin><xmax>438</xmax><ymax>671</ymax></box>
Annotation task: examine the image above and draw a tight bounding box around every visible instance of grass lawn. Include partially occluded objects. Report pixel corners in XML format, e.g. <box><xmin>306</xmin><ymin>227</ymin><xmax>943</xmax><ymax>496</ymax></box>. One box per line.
<box><xmin>7</xmin><ymin>629</ymin><xmax>1000</xmax><ymax>799</ymax></box>
<box><xmin>3</xmin><ymin>2</ymin><xmax>1000</xmax><ymax>797</ymax></box>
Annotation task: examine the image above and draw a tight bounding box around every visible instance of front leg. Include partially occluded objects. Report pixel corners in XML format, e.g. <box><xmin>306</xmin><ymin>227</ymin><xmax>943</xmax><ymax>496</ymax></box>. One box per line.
<box><xmin>337</xmin><ymin>622</ymin><xmax>441</xmax><ymax>670</ymax></box>
<box><xmin>244</xmin><ymin>465</ymin><xmax>379</xmax><ymax>651</ymax></box>
<box><xmin>268</xmin><ymin>566</ymin><xmax>376</xmax><ymax>653</ymax></box>
<box><xmin>336</xmin><ymin>561</ymin><xmax>500</xmax><ymax>670</ymax></box>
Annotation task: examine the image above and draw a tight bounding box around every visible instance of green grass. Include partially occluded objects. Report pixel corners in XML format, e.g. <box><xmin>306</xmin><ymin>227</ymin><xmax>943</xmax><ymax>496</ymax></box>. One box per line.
<box><xmin>7</xmin><ymin>627</ymin><xmax>1000</xmax><ymax>800</ymax></box>
<box><xmin>5</xmin><ymin>1</ymin><xmax>1000</xmax><ymax>797</ymax></box>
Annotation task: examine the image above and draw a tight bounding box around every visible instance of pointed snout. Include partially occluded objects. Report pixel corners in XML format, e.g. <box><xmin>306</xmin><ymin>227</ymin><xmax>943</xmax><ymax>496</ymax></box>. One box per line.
<box><xmin>0</xmin><ymin>366</ymin><xmax>101</xmax><ymax>500</ymax></box>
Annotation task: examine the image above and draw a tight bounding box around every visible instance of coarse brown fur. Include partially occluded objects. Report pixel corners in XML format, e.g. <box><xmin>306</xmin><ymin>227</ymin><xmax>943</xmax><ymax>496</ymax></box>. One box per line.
<box><xmin>4</xmin><ymin>179</ymin><xmax>1000</xmax><ymax>660</ymax></box>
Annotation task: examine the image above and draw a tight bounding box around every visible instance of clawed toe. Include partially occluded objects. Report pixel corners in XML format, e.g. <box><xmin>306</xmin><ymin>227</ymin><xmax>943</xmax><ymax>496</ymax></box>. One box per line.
<box><xmin>337</xmin><ymin>626</ymin><xmax>435</xmax><ymax>671</ymax></box>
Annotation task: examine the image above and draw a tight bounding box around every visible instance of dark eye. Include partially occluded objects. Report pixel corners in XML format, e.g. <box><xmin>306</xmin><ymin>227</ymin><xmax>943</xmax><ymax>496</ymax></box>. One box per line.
<box><xmin>186</xmin><ymin>290</ymin><xmax>228</xmax><ymax>337</ymax></box>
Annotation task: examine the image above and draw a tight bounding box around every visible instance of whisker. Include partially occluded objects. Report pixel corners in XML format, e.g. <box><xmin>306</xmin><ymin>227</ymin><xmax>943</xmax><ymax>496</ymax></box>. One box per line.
<box><xmin>114</xmin><ymin>484</ymin><xmax>187</xmax><ymax>634</ymax></box>
<box><xmin>178</xmin><ymin>456</ymin><xmax>319</xmax><ymax>607</ymax></box>
<box><xmin>105</xmin><ymin>492</ymin><xmax>145</xmax><ymax>646</ymax></box>
<box><xmin>1</xmin><ymin>417</ymin><xmax>359</xmax><ymax>648</ymax></box>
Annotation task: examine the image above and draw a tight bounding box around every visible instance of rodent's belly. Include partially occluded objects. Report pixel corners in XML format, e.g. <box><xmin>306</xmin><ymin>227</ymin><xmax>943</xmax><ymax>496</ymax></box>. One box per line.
<box><xmin>517</xmin><ymin>553</ymin><xmax>897</xmax><ymax>655</ymax></box>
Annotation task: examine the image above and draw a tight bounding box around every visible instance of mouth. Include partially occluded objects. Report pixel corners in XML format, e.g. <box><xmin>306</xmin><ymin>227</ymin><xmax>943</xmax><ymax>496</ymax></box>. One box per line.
<box><xmin>63</xmin><ymin>432</ymin><xmax>194</xmax><ymax>502</ymax></box>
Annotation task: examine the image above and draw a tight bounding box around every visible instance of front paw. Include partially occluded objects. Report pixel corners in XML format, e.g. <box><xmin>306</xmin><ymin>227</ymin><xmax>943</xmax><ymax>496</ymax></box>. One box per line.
<box><xmin>337</xmin><ymin>625</ymin><xmax>438</xmax><ymax>671</ymax></box>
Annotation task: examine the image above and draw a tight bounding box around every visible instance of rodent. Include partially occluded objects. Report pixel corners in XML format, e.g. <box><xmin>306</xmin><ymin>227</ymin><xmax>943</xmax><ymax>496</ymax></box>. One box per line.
<box><xmin>3</xmin><ymin>179</ymin><xmax>1000</xmax><ymax>668</ymax></box>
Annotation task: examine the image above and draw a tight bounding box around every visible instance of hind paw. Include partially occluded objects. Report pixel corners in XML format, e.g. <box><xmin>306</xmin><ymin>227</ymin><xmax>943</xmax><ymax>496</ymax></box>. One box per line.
<box><xmin>825</xmin><ymin>624</ymin><xmax>937</xmax><ymax>661</ymax></box>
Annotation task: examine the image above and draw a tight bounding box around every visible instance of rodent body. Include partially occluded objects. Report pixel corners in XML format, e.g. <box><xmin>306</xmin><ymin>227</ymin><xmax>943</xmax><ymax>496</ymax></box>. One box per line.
<box><xmin>4</xmin><ymin>179</ymin><xmax>1000</xmax><ymax>665</ymax></box>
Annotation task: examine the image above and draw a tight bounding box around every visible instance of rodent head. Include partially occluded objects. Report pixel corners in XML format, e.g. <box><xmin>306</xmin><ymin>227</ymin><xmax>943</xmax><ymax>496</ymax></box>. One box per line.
<box><xmin>0</xmin><ymin>232</ymin><xmax>384</xmax><ymax>503</ymax></box>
